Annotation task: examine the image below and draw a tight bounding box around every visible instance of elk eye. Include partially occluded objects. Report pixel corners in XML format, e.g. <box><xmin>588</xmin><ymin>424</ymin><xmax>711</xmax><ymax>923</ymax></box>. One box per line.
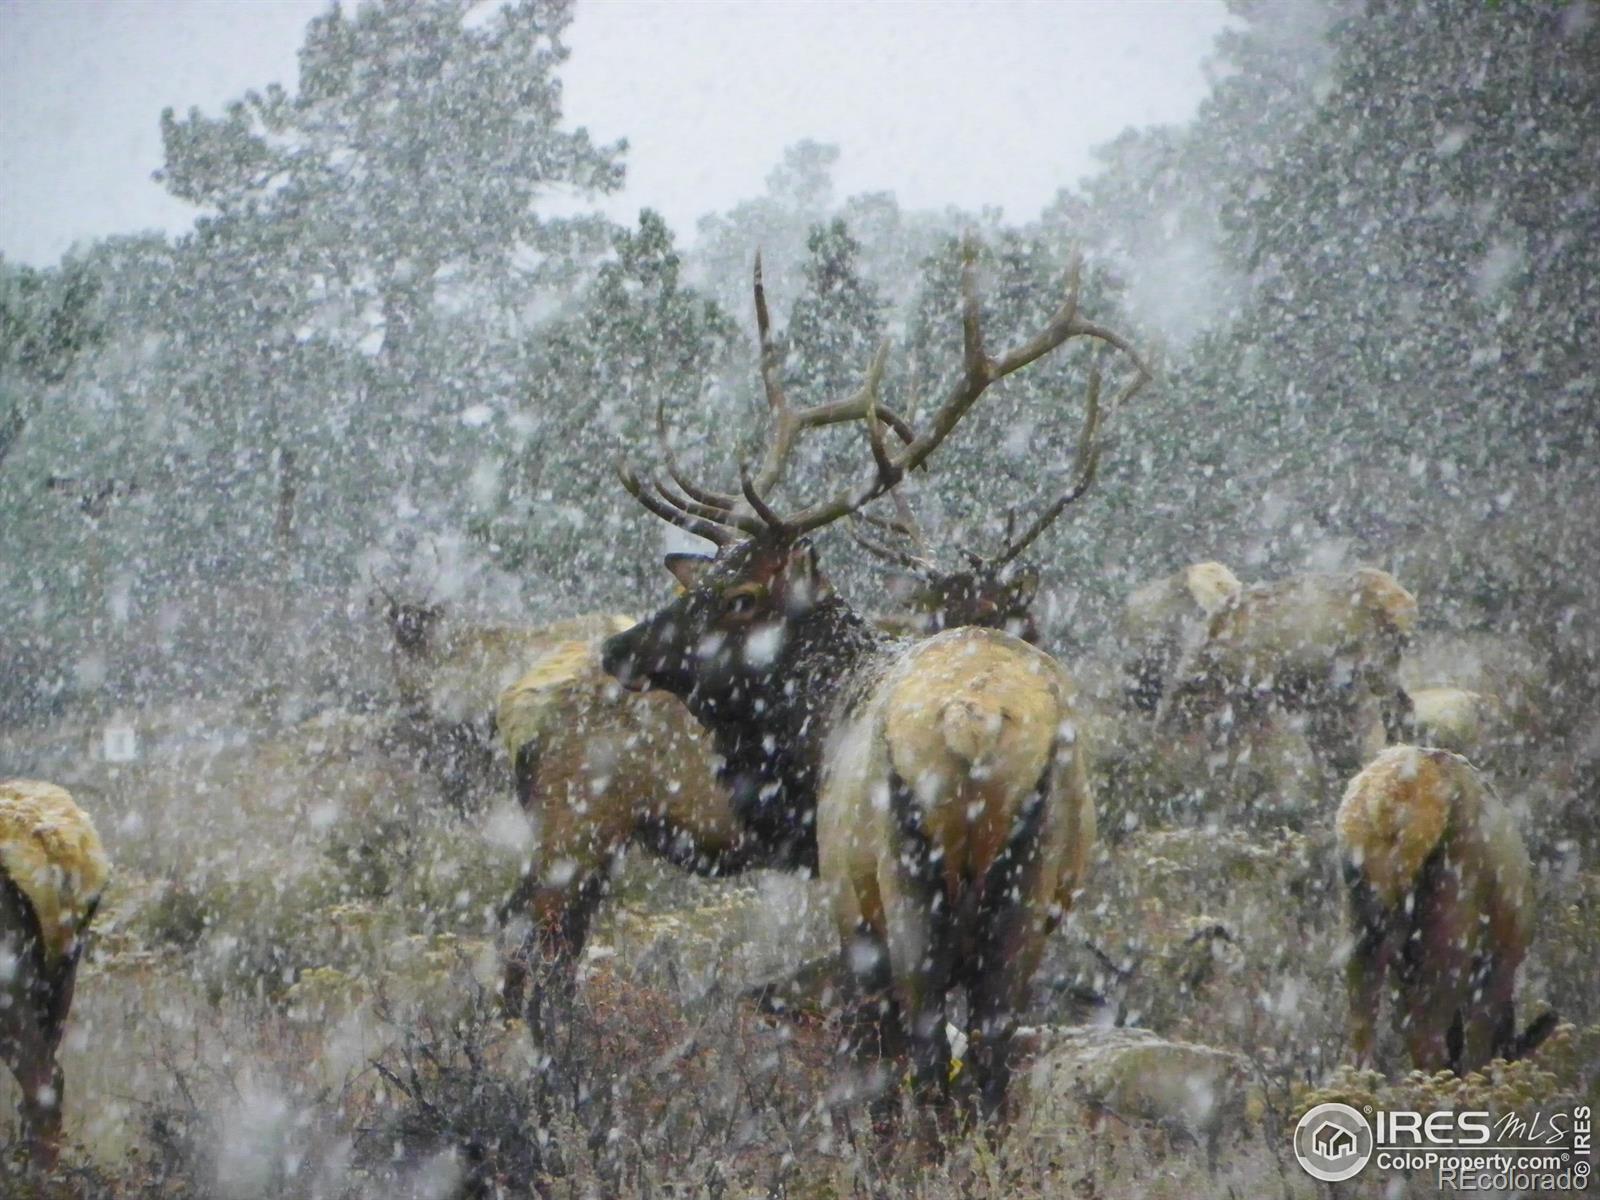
<box><xmin>725</xmin><ymin>591</ymin><xmax>759</xmax><ymax>617</ymax></box>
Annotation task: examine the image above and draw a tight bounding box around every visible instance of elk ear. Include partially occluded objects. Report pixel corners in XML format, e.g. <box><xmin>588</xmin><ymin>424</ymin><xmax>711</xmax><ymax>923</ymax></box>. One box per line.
<box><xmin>665</xmin><ymin>553</ymin><xmax>714</xmax><ymax>592</ymax></box>
<box><xmin>1006</xmin><ymin>564</ymin><xmax>1041</xmax><ymax>607</ymax></box>
<box><xmin>782</xmin><ymin>538</ymin><xmax>832</xmax><ymax>610</ymax></box>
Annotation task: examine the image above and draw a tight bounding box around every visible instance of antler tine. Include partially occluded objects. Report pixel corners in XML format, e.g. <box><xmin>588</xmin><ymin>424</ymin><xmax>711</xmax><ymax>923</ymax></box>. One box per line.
<box><xmin>753</xmin><ymin>251</ymin><xmax>785</xmax><ymax>415</ymax></box>
<box><xmin>743</xmin><ymin>332</ymin><xmax>909</xmax><ymax>528</ymax></box>
<box><xmin>739</xmin><ymin>462</ymin><xmax>790</xmax><ymax>533</ymax></box>
<box><xmin>849</xmin><ymin>476</ymin><xmax>942</xmax><ymax>578</ymax></box>
<box><xmin>371</xmin><ymin>572</ymin><xmax>401</xmax><ymax>608</ymax></box>
<box><xmin>990</xmin><ymin>361</ymin><xmax>1104</xmax><ymax>567</ymax></box>
<box><xmin>990</xmin><ymin>337</ymin><xmax>1153</xmax><ymax>568</ymax></box>
<box><xmin>617</xmin><ymin>462</ymin><xmax>741</xmax><ymax>546</ymax></box>
<box><xmin>622</xmin><ymin>238</ymin><xmax>1150</xmax><ymax>549</ymax></box>
<box><xmin>654</xmin><ymin>397</ymin><xmax>741</xmax><ymax>512</ymax></box>
<box><xmin>888</xmin><ymin>488</ymin><xmax>933</xmax><ymax>559</ymax></box>
<box><xmin>622</xmin><ymin>258</ymin><xmax>913</xmax><ymax>546</ymax></box>
<box><xmin>781</xmin><ymin>237</ymin><xmax>1142</xmax><ymax>537</ymax></box>
<box><xmin>748</xmin><ymin>250</ymin><xmax>915</xmax><ymax>498</ymax></box>
<box><xmin>653</xmin><ymin>474</ymin><xmax>763</xmax><ymax>530</ymax></box>
<box><xmin>854</xmin><ymin>509</ymin><xmax>916</xmax><ymax>539</ymax></box>
<box><xmin>750</xmin><ymin>252</ymin><xmax>797</xmax><ymax>496</ymax></box>
<box><xmin>848</xmin><ymin>518</ymin><xmax>940</xmax><ymax>576</ymax></box>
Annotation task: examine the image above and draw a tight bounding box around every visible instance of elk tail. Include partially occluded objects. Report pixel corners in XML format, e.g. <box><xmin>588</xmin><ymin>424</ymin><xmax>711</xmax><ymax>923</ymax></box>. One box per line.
<box><xmin>940</xmin><ymin>694</ymin><xmax>1006</xmax><ymax>765</ymax></box>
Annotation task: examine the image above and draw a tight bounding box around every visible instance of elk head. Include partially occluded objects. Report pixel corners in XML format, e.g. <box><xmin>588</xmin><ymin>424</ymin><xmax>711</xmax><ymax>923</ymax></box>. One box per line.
<box><xmin>602</xmin><ymin>535</ymin><xmax>840</xmax><ymax>719</ymax></box>
<box><xmin>368</xmin><ymin>566</ymin><xmax>445</xmax><ymax>657</ymax></box>
<box><xmin>384</xmin><ymin>597</ymin><xmax>444</xmax><ymax>655</ymax></box>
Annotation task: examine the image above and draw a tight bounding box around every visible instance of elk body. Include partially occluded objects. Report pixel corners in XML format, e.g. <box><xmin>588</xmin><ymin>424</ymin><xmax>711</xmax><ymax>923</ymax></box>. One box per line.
<box><xmin>1118</xmin><ymin>561</ymin><xmax>1242</xmax><ymax>713</ymax></box>
<box><xmin>601</xmin><ymin>243</ymin><xmax>1148</xmax><ymax>1116</ymax></box>
<box><xmin>377</xmin><ymin>599</ymin><xmax>608</xmax><ymax>811</ymax></box>
<box><xmin>0</xmin><ymin>780</ymin><xmax>109</xmax><ymax>1167</ymax></box>
<box><xmin>494</xmin><ymin>615</ymin><xmax>763</xmax><ymax>1012</ymax></box>
<box><xmin>1160</xmin><ymin>567</ymin><xmax>1418</xmax><ymax>777</ymax></box>
<box><xmin>1335</xmin><ymin>745</ymin><xmax>1549</xmax><ymax>1074</ymax></box>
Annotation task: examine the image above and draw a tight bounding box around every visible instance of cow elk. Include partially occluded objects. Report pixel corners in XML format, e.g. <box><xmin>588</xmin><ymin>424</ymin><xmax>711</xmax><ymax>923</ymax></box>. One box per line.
<box><xmin>602</xmin><ymin>243</ymin><xmax>1149</xmax><ymax>1118</ymax></box>
<box><xmin>1</xmin><ymin>780</ymin><xmax>109</xmax><ymax>1168</ymax></box>
<box><xmin>1336</xmin><ymin>746</ymin><xmax>1552</xmax><ymax>1073</ymax></box>
<box><xmin>1159</xmin><ymin>567</ymin><xmax>1419</xmax><ymax>779</ymax></box>
<box><xmin>1118</xmin><ymin>561</ymin><xmax>1242</xmax><ymax>714</ymax></box>
<box><xmin>494</xmin><ymin>615</ymin><xmax>751</xmax><ymax>1014</ymax></box>
<box><xmin>374</xmin><ymin>584</ymin><xmax>608</xmax><ymax>812</ymax></box>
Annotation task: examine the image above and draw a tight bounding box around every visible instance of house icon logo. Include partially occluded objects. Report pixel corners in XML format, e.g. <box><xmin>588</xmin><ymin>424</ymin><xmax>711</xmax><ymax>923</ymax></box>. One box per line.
<box><xmin>1314</xmin><ymin>1122</ymin><xmax>1357</xmax><ymax>1158</ymax></box>
<box><xmin>1294</xmin><ymin>1102</ymin><xmax>1374</xmax><ymax>1182</ymax></box>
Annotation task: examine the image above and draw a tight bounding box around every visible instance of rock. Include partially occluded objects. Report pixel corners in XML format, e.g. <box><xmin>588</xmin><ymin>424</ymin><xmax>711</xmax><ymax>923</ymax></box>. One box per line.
<box><xmin>1019</xmin><ymin>1025</ymin><xmax>1256</xmax><ymax>1158</ymax></box>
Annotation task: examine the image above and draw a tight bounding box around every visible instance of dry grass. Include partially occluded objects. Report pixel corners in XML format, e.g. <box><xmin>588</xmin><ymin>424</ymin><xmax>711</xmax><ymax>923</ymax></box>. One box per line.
<box><xmin>1</xmin><ymin>636</ymin><xmax>1594</xmax><ymax>1199</ymax></box>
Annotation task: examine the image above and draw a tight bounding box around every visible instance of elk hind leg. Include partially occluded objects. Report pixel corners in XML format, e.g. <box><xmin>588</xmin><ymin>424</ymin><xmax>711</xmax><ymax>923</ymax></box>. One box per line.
<box><xmin>965</xmin><ymin>776</ymin><xmax>1051</xmax><ymax>1121</ymax></box>
<box><xmin>883</xmin><ymin>769</ymin><xmax>955</xmax><ymax>1107</ymax></box>
<box><xmin>1463</xmin><ymin>952</ymin><xmax>1522</xmax><ymax>1071</ymax></box>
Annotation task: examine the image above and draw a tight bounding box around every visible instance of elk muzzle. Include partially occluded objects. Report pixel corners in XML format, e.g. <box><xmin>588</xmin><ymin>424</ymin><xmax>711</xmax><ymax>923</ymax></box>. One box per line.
<box><xmin>601</xmin><ymin>615</ymin><xmax>713</xmax><ymax>696</ymax></box>
<box><xmin>600</xmin><ymin>624</ymin><xmax>653</xmax><ymax>692</ymax></box>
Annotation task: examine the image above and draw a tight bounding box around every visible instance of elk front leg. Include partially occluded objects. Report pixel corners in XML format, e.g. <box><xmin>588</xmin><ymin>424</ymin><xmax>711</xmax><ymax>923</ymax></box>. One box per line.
<box><xmin>500</xmin><ymin>868</ymin><xmax>608</xmax><ymax>1022</ymax></box>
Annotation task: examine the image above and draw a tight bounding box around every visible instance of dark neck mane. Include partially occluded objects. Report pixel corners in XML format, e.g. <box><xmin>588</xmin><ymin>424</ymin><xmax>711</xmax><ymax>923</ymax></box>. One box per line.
<box><xmin>692</xmin><ymin>597</ymin><xmax>886</xmax><ymax>872</ymax></box>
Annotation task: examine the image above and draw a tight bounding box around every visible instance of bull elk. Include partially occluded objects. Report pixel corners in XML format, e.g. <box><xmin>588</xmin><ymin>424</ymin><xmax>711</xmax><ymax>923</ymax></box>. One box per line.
<box><xmin>494</xmin><ymin>257</ymin><xmax>1128</xmax><ymax>1017</ymax></box>
<box><xmin>601</xmin><ymin>243</ymin><xmax>1149</xmax><ymax>1116</ymax></box>
<box><xmin>494</xmin><ymin>562</ymin><xmax>1077</xmax><ymax>1013</ymax></box>
<box><xmin>1336</xmin><ymin>746</ymin><xmax>1552</xmax><ymax>1073</ymax></box>
<box><xmin>1159</xmin><ymin>567</ymin><xmax>1418</xmax><ymax>779</ymax></box>
<box><xmin>1</xmin><ymin>780</ymin><xmax>109</xmax><ymax>1168</ymax></box>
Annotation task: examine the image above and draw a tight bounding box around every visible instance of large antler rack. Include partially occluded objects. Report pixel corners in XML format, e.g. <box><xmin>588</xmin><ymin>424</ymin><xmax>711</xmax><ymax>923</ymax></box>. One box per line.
<box><xmin>621</xmin><ymin>238</ymin><xmax>1152</xmax><ymax>548</ymax></box>
<box><xmin>852</xmin><ymin>275</ymin><xmax>1151</xmax><ymax>576</ymax></box>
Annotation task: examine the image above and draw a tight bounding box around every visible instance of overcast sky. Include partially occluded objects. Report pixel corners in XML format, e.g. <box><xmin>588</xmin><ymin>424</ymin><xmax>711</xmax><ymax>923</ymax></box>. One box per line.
<box><xmin>0</xmin><ymin>0</ymin><xmax>1233</xmax><ymax>268</ymax></box>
